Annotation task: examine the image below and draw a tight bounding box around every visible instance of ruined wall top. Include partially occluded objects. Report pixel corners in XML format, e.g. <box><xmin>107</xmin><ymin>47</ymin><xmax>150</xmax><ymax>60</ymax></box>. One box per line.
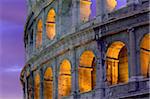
<box><xmin>26</xmin><ymin>0</ymin><xmax>54</xmax><ymax>14</ymax></box>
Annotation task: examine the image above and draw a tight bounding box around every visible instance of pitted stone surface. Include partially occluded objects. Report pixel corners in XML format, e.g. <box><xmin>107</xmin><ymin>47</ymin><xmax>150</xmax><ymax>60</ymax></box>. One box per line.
<box><xmin>20</xmin><ymin>0</ymin><xmax>150</xmax><ymax>99</ymax></box>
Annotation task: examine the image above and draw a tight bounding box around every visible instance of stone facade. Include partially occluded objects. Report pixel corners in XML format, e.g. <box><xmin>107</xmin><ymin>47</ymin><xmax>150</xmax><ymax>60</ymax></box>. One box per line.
<box><xmin>20</xmin><ymin>0</ymin><xmax>150</xmax><ymax>99</ymax></box>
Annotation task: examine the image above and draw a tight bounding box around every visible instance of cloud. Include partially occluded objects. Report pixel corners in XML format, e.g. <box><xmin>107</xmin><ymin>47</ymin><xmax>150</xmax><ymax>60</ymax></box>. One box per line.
<box><xmin>4</xmin><ymin>65</ymin><xmax>22</xmax><ymax>72</ymax></box>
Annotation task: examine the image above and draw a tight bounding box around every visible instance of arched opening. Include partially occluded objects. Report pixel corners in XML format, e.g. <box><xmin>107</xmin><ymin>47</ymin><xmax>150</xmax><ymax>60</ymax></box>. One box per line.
<box><xmin>78</xmin><ymin>50</ymin><xmax>96</xmax><ymax>93</ymax></box>
<box><xmin>34</xmin><ymin>73</ymin><xmax>40</xmax><ymax>99</ymax></box>
<box><xmin>46</xmin><ymin>9</ymin><xmax>56</xmax><ymax>40</ymax></box>
<box><xmin>106</xmin><ymin>0</ymin><xmax>127</xmax><ymax>12</ymax></box>
<box><xmin>80</xmin><ymin>0</ymin><xmax>96</xmax><ymax>22</ymax></box>
<box><xmin>58</xmin><ymin>59</ymin><xmax>71</xmax><ymax>98</ymax></box>
<box><xmin>44</xmin><ymin>67</ymin><xmax>53</xmax><ymax>99</ymax></box>
<box><xmin>36</xmin><ymin>19</ymin><xmax>43</xmax><ymax>48</ymax></box>
<box><xmin>140</xmin><ymin>34</ymin><xmax>150</xmax><ymax>78</ymax></box>
<box><xmin>106</xmin><ymin>41</ymin><xmax>128</xmax><ymax>85</ymax></box>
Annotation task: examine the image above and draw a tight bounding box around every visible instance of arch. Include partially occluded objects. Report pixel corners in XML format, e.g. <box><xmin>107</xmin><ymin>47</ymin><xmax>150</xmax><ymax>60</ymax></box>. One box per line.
<box><xmin>46</xmin><ymin>9</ymin><xmax>56</xmax><ymax>40</ymax></box>
<box><xmin>106</xmin><ymin>41</ymin><xmax>128</xmax><ymax>85</ymax></box>
<box><xmin>43</xmin><ymin>67</ymin><xmax>53</xmax><ymax>99</ymax></box>
<box><xmin>106</xmin><ymin>0</ymin><xmax>127</xmax><ymax>12</ymax></box>
<box><xmin>36</xmin><ymin>19</ymin><xmax>43</xmax><ymax>48</ymax></box>
<box><xmin>80</xmin><ymin>0</ymin><xmax>96</xmax><ymax>22</ymax></box>
<box><xmin>34</xmin><ymin>73</ymin><xmax>40</xmax><ymax>99</ymax></box>
<box><xmin>140</xmin><ymin>33</ymin><xmax>150</xmax><ymax>78</ymax></box>
<box><xmin>58</xmin><ymin>59</ymin><xmax>72</xmax><ymax>98</ymax></box>
<box><xmin>78</xmin><ymin>50</ymin><xmax>96</xmax><ymax>93</ymax></box>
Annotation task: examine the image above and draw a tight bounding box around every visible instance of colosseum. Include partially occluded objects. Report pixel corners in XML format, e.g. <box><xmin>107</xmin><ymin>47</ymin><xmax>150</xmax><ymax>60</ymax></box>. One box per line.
<box><xmin>20</xmin><ymin>0</ymin><xmax>150</xmax><ymax>99</ymax></box>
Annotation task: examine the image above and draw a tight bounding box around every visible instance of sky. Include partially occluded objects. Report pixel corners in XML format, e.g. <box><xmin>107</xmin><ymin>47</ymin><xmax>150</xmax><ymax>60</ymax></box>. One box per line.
<box><xmin>0</xmin><ymin>0</ymin><xmax>26</xmax><ymax>99</ymax></box>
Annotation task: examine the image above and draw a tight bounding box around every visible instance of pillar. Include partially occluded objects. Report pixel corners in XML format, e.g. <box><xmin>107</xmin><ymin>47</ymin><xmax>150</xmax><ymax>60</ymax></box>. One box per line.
<box><xmin>40</xmin><ymin>68</ymin><xmax>44</xmax><ymax>99</ymax></box>
<box><xmin>22</xmin><ymin>82</ymin><xmax>25</xmax><ymax>99</ymax></box>
<box><xmin>76</xmin><ymin>0</ymin><xmax>81</xmax><ymax>26</ymax></box>
<box><xmin>25</xmin><ymin>76</ymin><xmax>28</xmax><ymax>99</ymax></box>
<box><xmin>96</xmin><ymin>39</ymin><xmax>106</xmax><ymax>98</ymax></box>
<box><xmin>27</xmin><ymin>33</ymin><xmax>30</xmax><ymax>56</ymax></box>
<box><xmin>42</xmin><ymin>11</ymin><xmax>47</xmax><ymax>46</ymax></box>
<box><xmin>33</xmin><ymin>22</ymin><xmax>37</xmax><ymax>54</ymax></box>
<box><xmin>26</xmin><ymin>33</ymin><xmax>29</xmax><ymax>60</ymax></box>
<box><xmin>28</xmin><ymin>30</ymin><xmax>33</xmax><ymax>57</ymax></box>
<box><xmin>72</xmin><ymin>0</ymin><xmax>79</xmax><ymax>32</ymax></box>
<box><xmin>96</xmin><ymin>0</ymin><xmax>105</xmax><ymax>22</ymax></box>
<box><xmin>128</xmin><ymin>27</ymin><xmax>141</xmax><ymax>81</ymax></box>
<box><xmin>31</xmin><ymin>71</ymin><xmax>34</xmax><ymax>99</ymax></box>
<box><xmin>57</xmin><ymin>0</ymin><xmax>62</xmax><ymax>40</ymax></box>
<box><xmin>53</xmin><ymin>58</ymin><xmax>58</xmax><ymax>99</ymax></box>
<box><xmin>71</xmin><ymin>48</ymin><xmax>79</xmax><ymax>98</ymax></box>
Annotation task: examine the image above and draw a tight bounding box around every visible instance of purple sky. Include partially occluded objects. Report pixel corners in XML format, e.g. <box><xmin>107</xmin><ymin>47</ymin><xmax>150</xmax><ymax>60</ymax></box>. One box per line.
<box><xmin>116</xmin><ymin>0</ymin><xmax>127</xmax><ymax>9</ymax></box>
<box><xmin>0</xmin><ymin>0</ymin><xmax>26</xmax><ymax>99</ymax></box>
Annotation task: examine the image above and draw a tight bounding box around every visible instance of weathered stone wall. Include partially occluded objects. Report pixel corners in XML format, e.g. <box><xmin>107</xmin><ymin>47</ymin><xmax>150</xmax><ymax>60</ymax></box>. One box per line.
<box><xmin>20</xmin><ymin>0</ymin><xmax>150</xmax><ymax>99</ymax></box>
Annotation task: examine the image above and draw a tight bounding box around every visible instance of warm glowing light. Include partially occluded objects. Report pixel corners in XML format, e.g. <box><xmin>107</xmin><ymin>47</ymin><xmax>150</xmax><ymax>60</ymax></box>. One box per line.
<box><xmin>44</xmin><ymin>67</ymin><xmax>53</xmax><ymax>99</ymax></box>
<box><xmin>106</xmin><ymin>0</ymin><xmax>127</xmax><ymax>12</ymax></box>
<box><xmin>118</xmin><ymin>46</ymin><xmax>128</xmax><ymax>83</ymax></box>
<box><xmin>106</xmin><ymin>41</ymin><xmax>128</xmax><ymax>85</ymax></box>
<box><xmin>79</xmin><ymin>51</ymin><xmax>96</xmax><ymax>93</ymax></box>
<box><xmin>80</xmin><ymin>0</ymin><xmax>91</xmax><ymax>22</ymax></box>
<box><xmin>46</xmin><ymin>9</ymin><xmax>56</xmax><ymax>40</ymax></box>
<box><xmin>58</xmin><ymin>59</ymin><xmax>71</xmax><ymax>98</ymax></box>
<box><xmin>36</xmin><ymin>19</ymin><xmax>43</xmax><ymax>48</ymax></box>
<box><xmin>140</xmin><ymin>34</ymin><xmax>150</xmax><ymax>78</ymax></box>
<box><xmin>106</xmin><ymin>0</ymin><xmax>117</xmax><ymax>12</ymax></box>
<box><xmin>34</xmin><ymin>73</ymin><xmax>40</xmax><ymax>99</ymax></box>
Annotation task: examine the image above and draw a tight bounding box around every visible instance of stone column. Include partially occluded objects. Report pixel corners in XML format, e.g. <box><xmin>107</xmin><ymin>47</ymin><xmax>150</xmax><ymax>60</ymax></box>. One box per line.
<box><xmin>22</xmin><ymin>77</ymin><xmax>27</xmax><ymax>99</ymax></box>
<box><xmin>128</xmin><ymin>28</ymin><xmax>141</xmax><ymax>81</ymax></box>
<box><xmin>95</xmin><ymin>39</ymin><xmax>106</xmax><ymax>98</ymax></box>
<box><xmin>72</xmin><ymin>0</ymin><xmax>79</xmax><ymax>32</ymax></box>
<box><xmin>96</xmin><ymin>0</ymin><xmax>105</xmax><ymax>22</ymax></box>
<box><xmin>27</xmin><ymin>33</ymin><xmax>30</xmax><ymax>56</ymax></box>
<box><xmin>33</xmin><ymin>22</ymin><xmax>37</xmax><ymax>54</ymax></box>
<box><xmin>25</xmin><ymin>76</ymin><xmax>28</xmax><ymax>99</ymax></box>
<box><xmin>31</xmin><ymin>72</ymin><xmax>34</xmax><ymax>99</ymax></box>
<box><xmin>26</xmin><ymin>33</ymin><xmax>29</xmax><ymax>60</ymax></box>
<box><xmin>76</xmin><ymin>0</ymin><xmax>80</xmax><ymax>26</ymax></box>
<box><xmin>40</xmin><ymin>68</ymin><xmax>44</xmax><ymax>99</ymax></box>
<box><xmin>29</xmin><ymin>30</ymin><xmax>34</xmax><ymax>54</ymax></box>
<box><xmin>22</xmin><ymin>82</ymin><xmax>25</xmax><ymax>99</ymax></box>
<box><xmin>28</xmin><ymin>30</ymin><xmax>33</xmax><ymax>57</ymax></box>
<box><xmin>42</xmin><ymin>11</ymin><xmax>47</xmax><ymax>46</ymax></box>
<box><xmin>71</xmin><ymin>48</ymin><xmax>79</xmax><ymax>98</ymax></box>
<box><xmin>57</xmin><ymin>0</ymin><xmax>62</xmax><ymax>40</ymax></box>
<box><xmin>136</xmin><ymin>47</ymin><xmax>142</xmax><ymax>77</ymax></box>
<box><xmin>53</xmin><ymin>58</ymin><xmax>58</xmax><ymax>99</ymax></box>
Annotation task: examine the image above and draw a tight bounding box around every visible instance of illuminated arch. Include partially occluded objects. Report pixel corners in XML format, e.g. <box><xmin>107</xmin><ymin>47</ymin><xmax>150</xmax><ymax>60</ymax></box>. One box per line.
<box><xmin>46</xmin><ymin>9</ymin><xmax>56</xmax><ymax>40</ymax></box>
<box><xmin>106</xmin><ymin>41</ymin><xmax>128</xmax><ymax>85</ymax></box>
<box><xmin>78</xmin><ymin>50</ymin><xmax>96</xmax><ymax>93</ymax></box>
<box><xmin>34</xmin><ymin>73</ymin><xmax>40</xmax><ymax>99</ymax></box>
<box><xmin>58</xmin><ymin>59</ymin><xmax>71</xmax><ymax>98</ymax></box>
<box><xmin>140</xmin><ymin>33</ymin><xmax>150</xmax><ymax>78</ymax></box>
<box><xmin>36</xmin><ymin>19</ymin><xmax>43</xmax><ymax>48</ymax></box>
<box><xmin>44</xmin><ymin>67</ymin><xmax>53</xmax><ymax>99</ymax></box>
<box><xmin>106</xmin><ymin>0</ymin><xmax>127</xmax><ymax>12</ymax></box>
<box><xmin>80</xmin><ymin>0</ymin><xmax>96</xmax><ymax>22</ymax></box>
